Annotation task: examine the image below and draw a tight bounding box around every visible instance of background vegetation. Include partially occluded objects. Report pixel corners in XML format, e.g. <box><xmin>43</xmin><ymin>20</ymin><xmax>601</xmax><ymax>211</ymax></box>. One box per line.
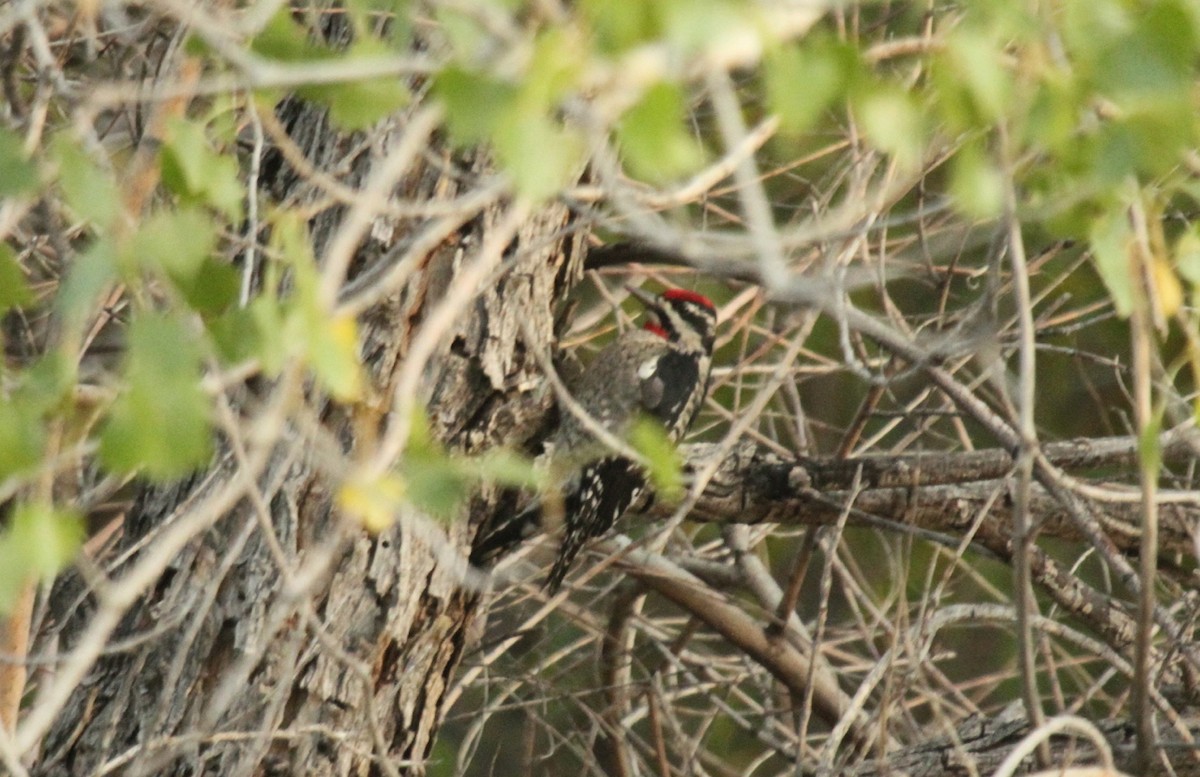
<box><xmin>2</xmin><ymin>0</ymin><xmax>1200</xmax><ymax>775</ymax></box>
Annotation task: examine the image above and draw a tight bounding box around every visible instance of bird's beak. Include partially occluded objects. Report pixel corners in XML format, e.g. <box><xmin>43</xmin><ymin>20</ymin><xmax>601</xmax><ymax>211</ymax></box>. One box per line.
<box><xmin>624</xmin><ymin>284</ymin><xmax>658</xmax><ymax>310</ymax></box>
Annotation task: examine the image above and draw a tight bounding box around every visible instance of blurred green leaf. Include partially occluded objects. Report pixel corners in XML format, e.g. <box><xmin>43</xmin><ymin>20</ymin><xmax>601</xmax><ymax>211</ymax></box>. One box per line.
<box><xmin>15</xmin><ymin>351</ymin><xmax>75</xmax><ymax>415</ymax></box>
<box><xmin>581</xmin><ymin>0</ymin><xmax>658</xmax><ymax>52</ymax></box>
<box><xmin>1088</xmin><ymin>207</ymin><xmax>1135</xmax><ymax>318</ymax></box>
<box><xmin>99</xmin><ymin>312</ymin><xmax>213</xmax><ymax>479</ymax></box>
<box><xmin>0</xmin><ymin>243</ymin><xmax>31</xmax><ymax>312</ymax></box>
<box><xmin>249</xmin><ymin>296</ymin><xmax>287</xmax><ymax>373</ymax></box>
<box><xmin>56</xmin><ymin>240</ymin><xmax>117</xmax><ymax>330</ymax></box>
<box><xmin>765</xmin><ymin>37</ymin><xmax>857</xmax><ymax>134</ymax></box>
<box><xmin>629</xmin><ymin>416</ymin><xmax>682</xmax><ymax>502</ymax></box>
<box><xmin>660</xmin><ymin>0</ymin><xmax>749</xmax><ymax>55</ymax></box>
<box><xmin>0</xmin><ymin>127</ymin><xmax>38</xmax><ymax>198</ymax></box>
<box><xmin>160</xmin><ymin>118</ymin><xmax>244</xmax><ymax>220</ymax></box>
<box><xmin>127</xmin><ymin>206</ymin><xmax>238</xmax><ymax>317</ymax></box>
<box><xmin>521</xmin><ymin>28</ymin><xmax>585</xmax><ymax>111</ymax></box>
<box><xmin>0</xmin><ymin>398</ymin><xmax>44</xmax><ymax>480</ymax></box>
<box><xmin>52</xmin><ymin>136</ymin><xmax>120</xmax><ymax>226</ymax></box>
<box><xmin>404</xmin><ymin>404</ymin><xmax>439</xmax><ymax>458</ymax></box>
<box><xmin>855</xmin><ymin>87</ymin><xmax>923</xmax><ymax>170</ymax></box>
<box><xmin>434</xmin><ymin>5</ymin><xmax>491</xmax><ymax>61</ymax></box>
<box><xmin>1093</xmin><ymin>0</ymin><xmax>1195</xmax><ymax>105</ymax></box>
<box><xmin>949</xmin><ymin>142</ymin><xmax>1005</xmax><ymax>219</ymax></box>
<box><xmin>299</xmin><ymin>42</ymin><xmax>411</xmax><ymax>130</ymax></box>
<box><xmin>344</xmin><ymin>0</ymin><xmax>414</xmax><ymax>46</ymax></box>
<box><xmin>943</xmin><ymin>29</ymin><xmax>1011</xmax><ymax>123</ymax></box>
<box><xmin>177</xmin><ymin>259</ymin><xmax>241</xmax><ymax>317</ymax></box>
<box><xmin>323</xmin><ymin>78</ymin><xmax>411</xmax><ymax>130</ymax></box>
<box><xmin>207</xmin><ymin>306</ymin><xmax>259</xmax><ymax>363</ymax></box>
<box><xmin>1021</xmin><ymin>73</ymin><xmax>1082</xmax><ymax>155</ymax></box>
<box><xmin>0</xmin><ymin>503</ymin><xmax>84</xmax><ymax>614</ymax></box>
<box><xmin>394</xmin><ymin>407</ymin><xmax>469</xmax><ymax>521</ymax></box>
<box><xmin>306</xmin><ymin>313</ymin><xmax>364</xmax><ymax>401</ymax></box>
<box><xmin>402</xmin><ymin>454</ymin><xmax>469</xmax><ymax>521</ymax></box>
<box><xmin>435</xmin><ymin>66</ymin><xmax>518</xmax><ymax>145</ymax></box>
<box><xmin>132</xmin><ymin>207</ymin><xmax>217</xmax><ymax>283</ymax></box>
<box><xmin>469</xmin><ymin>449</ymin><xmax>541</xmax><ymax>490</ymax></box>
<box><xmin>493</xmin><ymin>113</ymin><xmax>584</xmax><ymax>201</ymax></box>
<box><xmin>617</xmin><ymin>82</ymin><xmax>705</xmax><ymax>182</ymax></box>
<box><xmin>1175</xmin><ymin>229</ymin><xmax>1200</xmax><ymax>284</ymax></box>
<box><xmin>269</xmin><ymin>212</ymin><xmax>366</xmax><ymax>399</ymax></box>
<box><xmin>250</xmin><ymin>9</ymin><xmax>329</xmax><ymax>61</ymax></box>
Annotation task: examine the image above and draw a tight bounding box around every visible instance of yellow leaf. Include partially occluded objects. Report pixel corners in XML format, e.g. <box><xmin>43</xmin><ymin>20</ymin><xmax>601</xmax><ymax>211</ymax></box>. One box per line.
<box><xmin>338</xmin><ymin>474</ymin><xmax>405</xmax><ymax>532</ymax></box>
<box><xmin>1150</xmin><ymin>255</ymin><xmax>1183</xmax><ymax>318</ymax></box>
<box><xmin>313</xmin><ymin>314</ymin><xmax>364</xmax><ymax>402</ymax></box>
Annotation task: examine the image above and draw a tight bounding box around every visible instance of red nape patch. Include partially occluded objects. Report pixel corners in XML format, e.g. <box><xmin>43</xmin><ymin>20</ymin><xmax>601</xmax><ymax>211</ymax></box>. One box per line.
<box><xmin>662</xmin><ymin>288</ymin><xmax>715</xmax><ymax>309</ymax></box>
<box><xmin>644</xmin><ymin>322</ymin><xmax>669</xmax><ymax>339</ymax></box>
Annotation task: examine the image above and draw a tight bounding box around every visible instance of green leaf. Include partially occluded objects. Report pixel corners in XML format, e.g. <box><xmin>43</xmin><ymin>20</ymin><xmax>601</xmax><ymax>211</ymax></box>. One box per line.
<box><xmin>521</xmin><ymin>28</ymin><xmax>585</xmax><ymax>111</ymax></box>
<box><xmin>248</xmin><ymin>296</ymin><xmax>286</xmax><ymax>373</ymax></box>
<box><xmin>0</xmin><ymin>398</ymin><xmax>44</xmax><ymax>480</ymax></box>
<box><xmin>160</xmin><ymin>118</ymin><xmax>243</xmax><ymax>220</ymax></box>
<box><xmin>52</xmin><ymin>136</ymin><xmax>120</xmax><ymax>227</ymax></box>
<box><xmin>855</xmin><ymin>87</ymin><xmax>924</xmax><ymax>169</ymax></box>
<box><xmin>943</xmin><ymin>29</ymin><xmax>1011</xmax><ymax>123</ymax></box>
<box><xmin>305</xmin><ymin>313</ymin><xmax>364</xmax><ymax>401</ymax></box>
<box><xmin>469</xmin><ymin>449</ymin><xmax>541</xmax><ymax>490</ymax></box>
<box><xmin>178</xmin><ymin>259</ymin><xmax>241</xmax><ymax>317</ymax></box>
<box><xmin>99</xmin><ymin>312</ymin><xmax>213</xmax><ymax>479</ymax></box>
<box><xmin>401</xmin><ymin>454</ymin><xmax>469</xmax><ymax>521</ymax></box>
<box><xmin>493</xmin><ymin>113</ymin><xmax>584</xmax><ymax>201</ymax></box>
<box><xmin>131</xmin><ymin>207</ymin><xmax>217</xmax><ymax>283</ymax></box>
<box><xmin>433</xmin><ymin>5</ymin><xmax>492</xmax><ymax>61</ymax></box>
<box><xmin>0</xmin><ymin>503</ymin><xmax>84</xmax><ymax>614</ymax></box>
<box><xmin>765</xmin><ymin>37</ymin><xmax>857</xmax><ymax>134</ymax></box>
<box><xmin>127</xmin><ymin>206</ymin><xmax>238</xmax><ymax>316</ymax></box>
<box><xmin>302</xmin><ymin>77</ymin><xmax>411</xmax><ymax>131</ymax></box>
<box><xmin>15</xmin><ymin>351</ymin><xmax>75</xmax><ymax>415</ymax></box>
<box><xmin>629</xmin><ymin>416</ymin><xmax>683</xmax><ymax>503</ymax></box>
<box><xmin>660</xmin><ymin>0</ymin><xmax>749</xmax><ymax>56</ymax></box>
<box><xmin>298</xmin><ymin>41</ymin><xmax>411</xmax><ymax>130</ymax></box>
<box><xmin>207</xmin><ymin>306</ymin><xmax>259</xmax><ymax>364</ymax></box>
<box><xmin>0</xmin><ymin>243</ymin><xmax>32</xmax><ymax>312</ymax></box>
<box><xmin>344</xmin><ymin>0</ymin><xmax>414</xmax><ymax>46</ymax></box>
<box><xmin>1088</xmin><ymin>208</ymin><xmax>1134</xmax><ymax>318</ymax></box>
<box><xmin>949</xmin><ymin>142</ymin><xmax>1005</xmax><ymax>219</ymax></box>
<box><xmin>1175</xmin><ymin>229</ymin><xmax>1200</xmax><ymax>284</ymax></box>
<box><xmin>581</xmin><ymin>0</ymin><xmax>659</xmax><ymax>52</ymax></box>
<box><xmin>435</xmin><ymin>66</ymin><xmax>518</xmax><ymax>144</ymax></box>
<box><xmin>1022</xmin><ymin>73</ymin><xmax>1083</xmax><ymax>156</ymax></box>
<box><xmin>250</xmin><ymin>9</ymin><xmax>329</xmax><ymax>62</ymax></box>
<box><xmin>395</xmin><ymin>407</ymin><xmax>469</xmax><ymax>521</ymax></box>
<box><xmin>617</xmin><ymin>82</ymin><xmax>705</xmax><ymax>182</ymax></box>
<box><xmin>0</xmin><ymin>127</ymin><xmax>38</xmax><ymax>198</ymax></box>
<box><xmin>1094</xmin><ymin>0</ymin><xmax>1195</xmax><ymax>106</ymax></box>
<box><xmin>56</xmin><ymin>239</ymin><xmax>117</xmax><ymax>330</ymax></box>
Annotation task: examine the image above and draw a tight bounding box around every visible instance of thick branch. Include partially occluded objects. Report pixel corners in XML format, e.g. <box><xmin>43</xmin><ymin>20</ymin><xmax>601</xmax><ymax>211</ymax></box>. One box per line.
<box><xmin>672</xmin><ymin>436</ymin><xmax>1197</xmax><ymax>555</ymax></box>
<box><xmin>846</xmin><ymin>715</ymin><xmax>1200</xmax><ymax>777</ymax></box>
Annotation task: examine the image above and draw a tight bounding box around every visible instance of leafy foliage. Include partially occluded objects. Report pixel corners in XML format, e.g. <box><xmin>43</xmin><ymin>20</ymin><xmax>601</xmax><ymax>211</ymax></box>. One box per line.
<box><xmin>4</xmin><ymin>0</ymin><xmax>1200</xmax><ymax>774</ymax></box>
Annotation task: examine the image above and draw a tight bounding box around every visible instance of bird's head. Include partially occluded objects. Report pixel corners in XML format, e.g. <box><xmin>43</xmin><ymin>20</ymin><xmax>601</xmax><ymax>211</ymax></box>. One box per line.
<box><xmin>626</xmin><ymin>285</ymin><xmax>717</xmax><ymax>353</ymax></box>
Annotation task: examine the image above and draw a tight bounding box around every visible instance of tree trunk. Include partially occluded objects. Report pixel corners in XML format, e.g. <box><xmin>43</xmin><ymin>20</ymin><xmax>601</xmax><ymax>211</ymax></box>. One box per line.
<box><xmin>35</xmin><ymin>86</ymin><xmax>584</xmax><ymax>777</ymax></box>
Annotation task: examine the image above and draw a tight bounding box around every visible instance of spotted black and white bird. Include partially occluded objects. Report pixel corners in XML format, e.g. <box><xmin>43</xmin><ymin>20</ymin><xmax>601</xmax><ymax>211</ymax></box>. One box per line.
<box><xmin>473</xmin><ymin>285</ymin><xmax>718</xmax><ymax>591</ymax></box>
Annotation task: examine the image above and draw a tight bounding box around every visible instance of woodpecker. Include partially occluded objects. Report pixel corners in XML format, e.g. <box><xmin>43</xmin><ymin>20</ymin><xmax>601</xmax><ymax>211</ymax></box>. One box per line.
<box><xmin>473</xmin><ymin>285</ymin><xmax>718</xmax><ymax>591</ymax></box>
